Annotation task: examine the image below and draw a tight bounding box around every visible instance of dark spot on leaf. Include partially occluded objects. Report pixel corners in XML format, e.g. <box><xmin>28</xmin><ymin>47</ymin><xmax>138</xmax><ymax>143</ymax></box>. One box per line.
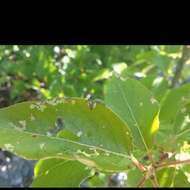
<box><xmin>55</xmin><ymin>117</ymin><xmax>64</xmax><ymax>130</ymax></box>
<box><xmin>48</xmin><ymin>117</ymin><xmax>65</xmax><ymax>135</ymax></box>
<box><xmin>143</xmin><ymin>155</ymin><xmax>149</xmax><ymax>161</ymax></box>
<box><xmin>32</xmin><ymin>134</ymin><xmax>37</xmax><ymax>138</ymax></box>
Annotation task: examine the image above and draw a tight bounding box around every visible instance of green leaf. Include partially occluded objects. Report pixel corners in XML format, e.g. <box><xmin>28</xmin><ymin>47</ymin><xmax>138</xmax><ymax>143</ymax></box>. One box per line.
<box><xmin>160</xmin><ymin>83</ymin><xmax>190</xmax><ymax>125</ymax></box>
<box><xmin>88</xmin><ymin>172</ymin><xmax>108</xmax><ymax>187</ymax></box>
<box><xmin>157</xmin><ymin>84</ymin><xmax>190</xmax><ymax>150</ymax></box>
<box><xmin>154</xmin><ymin>168</ymin><xmax>176</xmax><ymax>187</ymax></box>
<box><xmin>0</xmin><ymin>98</ymin><xmax>133</xmax><ymax>172</ymax></box>
<box><xmin>32</xmin><ymin>158</ymin><xmax>90</xmax><ymax>187</ymax></box>
<box><xmin>172</xmin><ymin>169</ymin><xmax>190</xmax><ymax>187</ymax></box>
<box><xmin>104</xmin><ymin>75</ymin><xmax>160</xmax><ymax>151</ymax></box>
<box><xmin>141</xmin><ymin>76</ymin><xmax>169</xmax><ymax>102</ymax></box>
<box><xmin>127</xmin><ymin>168</ymin><xmax>143</xmax><ymax>187</ymax></box>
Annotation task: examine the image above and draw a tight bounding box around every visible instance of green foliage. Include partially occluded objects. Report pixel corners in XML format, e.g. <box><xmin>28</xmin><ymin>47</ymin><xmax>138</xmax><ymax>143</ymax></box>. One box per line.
<box><xmin>104</xmin><ymin>75</ymin><xmax>159</xmax><ymax>151</ymax></box>
<box><xmin>0</xmin><ymin>45</ymin><xmax>190</xmax><ymax>187</ymax></box>
<box><xmin>0</xmin><ymin>98</ymin><xmax>132</xmax><ymax>172</ymax></box>
<box><xmin>32</xmin><ymin>158</ymin><xmax>90</xmax><ymax>187</ymax></box>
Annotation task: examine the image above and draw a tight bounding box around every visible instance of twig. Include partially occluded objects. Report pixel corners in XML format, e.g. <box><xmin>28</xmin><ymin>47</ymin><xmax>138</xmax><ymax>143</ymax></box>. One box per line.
<box><xmin>150</xmin><ymin>177</ymin><xmax>159</xmax><ymax>188</ymax></box>
<box><xmin>147</xmin><ymin>151</ymin><xmax>160</xmax><ymax>187</ymax></box>
<box><xmin>130</xmin><ymin>155</ymin><xmax>147</xmax><ymax>172</ymax></box>
<box><xmin>171</xmin><ymin>45</ymin><xmax>190</xmax><ymax>88</ymax></box>
<box><xmin>137</xmin><ymin>174</ymin><xmax>148</xmax><ymax>187</ymax></box>
<box><xmin>155</xmin><ymin>159</ymin><xmax>190</xmax><ymax>170</ymax></box>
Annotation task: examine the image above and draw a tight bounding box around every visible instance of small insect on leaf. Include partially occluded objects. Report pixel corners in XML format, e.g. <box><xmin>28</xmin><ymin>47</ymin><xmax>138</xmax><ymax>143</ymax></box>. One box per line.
<box><xmin>85</xmin><ymin>94</ymin><xmax>98</xmax><ymax>110</ymax></box>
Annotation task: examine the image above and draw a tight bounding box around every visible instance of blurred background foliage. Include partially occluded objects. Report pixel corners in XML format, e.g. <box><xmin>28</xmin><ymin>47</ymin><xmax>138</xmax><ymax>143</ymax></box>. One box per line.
<box><xmin>0</xmin><ymin>45</ymin><xmax>189</xmax><ymax>108</ymax></box>
<box><xmin>0</xmin><ymin>45</ymin><xmax>190</xmax><ymax>187</ymax></box>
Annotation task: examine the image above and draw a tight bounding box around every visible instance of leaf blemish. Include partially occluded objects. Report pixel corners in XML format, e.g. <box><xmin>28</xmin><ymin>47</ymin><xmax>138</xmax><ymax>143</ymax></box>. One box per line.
<box><xmin>76</xmin><ymin>131</ymin><xmax>83</xmax><ymax>137</ymax></box>
<box><xmin>30</xmin><ymin>114</ymin><xmax>35</xmax><ymax>121</ymax></box>
<box><xmin>4</xmin><ymin>144</ymin><xmax>14</xmax><ymax>151</ymax></box>
<box><xmin>19</xmin><ymin>120</ymin><xmax>26</xmax><ymax>128</ymax></box>
<box><xmin>57</xmin><ymin>153</ymin><xmax>63</xmax><ymax>156</ymax></box>
<box><xmin>150</xmin><ymin>97</ymin><xmax>157</xmax><ymax>104</ymax></box>
<box><xmin>40</xmin><ymin>143</ymin><xmax>45</xmax><ymax>149</ymax></box>
<box><xmin>105</xmin><ymin>152</ymin><xmax>110</xmax><ymax>156</ymax></box>
<box><xmin>55</xmin><ymin>117</ymin><xmax>65</xmax><ymax>130</ymax></box>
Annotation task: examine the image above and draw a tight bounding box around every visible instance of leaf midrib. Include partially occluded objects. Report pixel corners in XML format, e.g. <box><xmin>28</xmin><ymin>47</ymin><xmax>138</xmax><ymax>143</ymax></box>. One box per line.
<box><xmin>117</xmin><ymin>81</ymin><xmax>149</xmax><ymax>151</ymax></box>
<box><xmin>0</xmin><ymin>126</ymin><xmax>130</xmax><ymax>160</ymax></box>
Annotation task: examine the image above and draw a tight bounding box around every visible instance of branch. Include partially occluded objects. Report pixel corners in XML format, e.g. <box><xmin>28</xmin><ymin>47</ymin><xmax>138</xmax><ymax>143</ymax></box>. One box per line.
<box><xmin>137</xmin><ymin>174</ymin><xmax>148</xmax><ymax>187</ymax></box>
<box><xmin>150</xmin><ymin>177</ymin><xmax>159</xmax><ymax>188</ymax></box>
<box><xmin>171</xmin><ymin>45</ymin><xmax>190</xmax><ymax>88</ymax></box>
<box><xmin>155</xmin><ymin>159</ymin><xmax>190</xmax><ymax>170</ymax></box>
<box><xmin>130</xmin><ymin>155</ymin><xmax>147</xmax><ymax>172</ymax></box>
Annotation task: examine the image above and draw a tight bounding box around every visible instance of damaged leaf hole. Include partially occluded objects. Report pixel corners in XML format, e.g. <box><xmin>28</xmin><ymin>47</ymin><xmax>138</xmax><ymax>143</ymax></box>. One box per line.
<box><xmin>47</xmin><ymin>117</ymin><xmax>65</xmax><ymax>136</ymax></box>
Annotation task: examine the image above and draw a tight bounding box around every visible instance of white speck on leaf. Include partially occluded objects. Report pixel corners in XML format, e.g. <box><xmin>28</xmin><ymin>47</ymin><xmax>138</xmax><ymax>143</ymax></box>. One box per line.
<box><xmin>40</xmin><ymin>143</ymin><xmax>45</xmax><ymax>149</ymax></box>
<box><xmin>30</xmin><ymin>102</ymin><xmax>46</xmax><ymax>112</ymax></box>
<box><xmin>150</xmin><ymin>97</ymin><xmax>157</xmax><ymax>104</ymax></box>
<box><xmin>77</xmin><ymin>150</ymin><xmax>92</xmax><ymax>157</ymax></box>
<box><xmin>30</xmin><ymin>114</ymin><xmax>35</xmax><ymax>121</ymax></box>
<box><xmin>181</xmin><ymin>107</ymin><xmax>187</xmax><ymax>113</ymax></box>
<box><xmin>19</xmin><ymin>120</ymin><xmax>26</xmax><ymax>129</ymax></box>
<box><xmin>4</xmin><ymin>144</ymin><xmax>14</xmax><ymax>151</ymax></box>
<box><xmin>46</xmin><ymin>132</ymin><xmax>53</xmax><ymax>137</ymax></box>
<box><xmin>76</xmin><ymin>131</ymin><xmax>83</xmax><ymax>137</ymax></box>
<box><xmin>105</xmin><ymin>152</ymin><xmax>110</xmax><ymax>156</ymax></box>
<box><xmin>184</xmin><ymin>115</ymin><xmax>190</xmax><ymax>123</ymax></box>
<box><xmin>30</xmin><ymin>104</ymin><xmax>36</xmax><ymax>109</ymax></box>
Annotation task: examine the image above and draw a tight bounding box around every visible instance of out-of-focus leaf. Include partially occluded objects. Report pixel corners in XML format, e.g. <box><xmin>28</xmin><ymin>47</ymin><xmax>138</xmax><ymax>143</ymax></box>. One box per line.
<box><xmin>88</xmin><ymin>172</ymin><xmax>108</xmax><ymax>187</ymax></box>
<box><xmin>92</xmin><ymin>69</ymin><xmax>112</xmax><ymax>82</ymax></box>
<box><xmin>127</xmin><ymin>168</ymin><xmax>143</xmax><ymax>187</ymax></box>
<box><xmin>157</xmin><ymin>84</ymin><xmax>190</xmax><ymax>151</ymax></box>
<box><xmin>141</xmin><ymin>76</ymin><xmax>169</xmax><ymax>102</ymax></box>
<box><xmin>172</xmin><ymin>169</ymin><xmax>190</xmax><ymax>187</ymax></box>
<box><xmin>32</xmin><ymin>158</ymin><xmax>90</xmax><ymax>187</ymax></box>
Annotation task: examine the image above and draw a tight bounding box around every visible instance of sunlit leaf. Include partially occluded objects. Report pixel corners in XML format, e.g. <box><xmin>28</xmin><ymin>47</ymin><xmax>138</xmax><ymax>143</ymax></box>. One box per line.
<box><xmin>104</xmin><ymin>75</ymin><xmax>160</xmax><ymax>151</ymax></box>
<box><xmin>0</xmin><ymin>98</ymin><xmax>133</xmax><ymax>172</ymax></box>
<box><xmin>32</xmin><ymin>158</ymin><xmax>90</xmax><ymax>187</ymax></box>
